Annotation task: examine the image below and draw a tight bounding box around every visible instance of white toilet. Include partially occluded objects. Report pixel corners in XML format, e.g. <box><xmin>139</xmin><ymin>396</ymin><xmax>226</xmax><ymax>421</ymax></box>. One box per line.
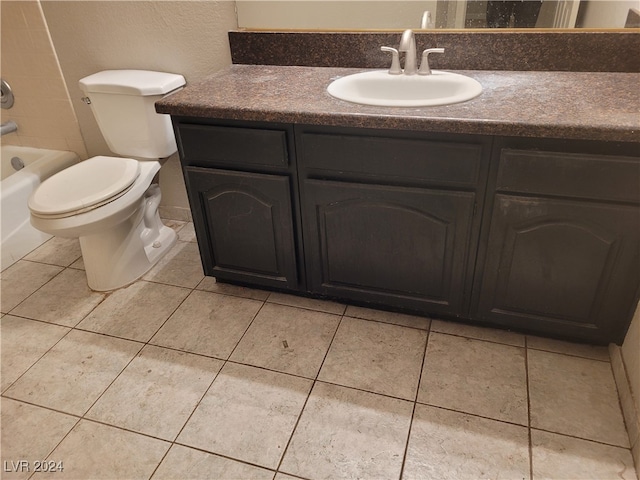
<box><xmin>29</xmin><ymin>70</ymin><xmax>186</xmax><ymax>291</ymax></box>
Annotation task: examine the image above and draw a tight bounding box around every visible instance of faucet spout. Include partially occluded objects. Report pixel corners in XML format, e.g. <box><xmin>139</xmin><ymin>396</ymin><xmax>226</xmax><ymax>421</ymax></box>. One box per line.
<box><xmin>398</xmin><ymin>29</ymin><xmax>417</xmax><ymax>75</ymax></box>
<box><xmin>0</xmin><ymin>120</ymin><xmax>17</xmax><ymax>136</ymax></box>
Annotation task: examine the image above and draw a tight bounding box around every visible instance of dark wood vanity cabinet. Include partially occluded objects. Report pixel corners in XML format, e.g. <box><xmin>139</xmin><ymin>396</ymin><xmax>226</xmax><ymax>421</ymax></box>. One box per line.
<box><xmin>173</xmin><ymin>118</ymin><xmax>639</xmax><ymax>344</ymax></box>
<box><xmin>176</xmin><ymin>121</ymin><xmax>303</xmax><ymax>290</ymax></box>
<box><xmin>296</xmin><ymin>126</ymin><xmax>491</xmax><ymax>317</ymax></box>
<box><xmin>472</xmin><ymin>140</ymin><xmax>640</xmax><ymax>343</ymax></box>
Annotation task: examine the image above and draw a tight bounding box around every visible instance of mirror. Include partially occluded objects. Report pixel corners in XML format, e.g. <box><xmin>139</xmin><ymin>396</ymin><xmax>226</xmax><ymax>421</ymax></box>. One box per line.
<box><xmin>236</xmin><ymin>1</ymin><xmax>639</xmax><ymax>30</ymax></box>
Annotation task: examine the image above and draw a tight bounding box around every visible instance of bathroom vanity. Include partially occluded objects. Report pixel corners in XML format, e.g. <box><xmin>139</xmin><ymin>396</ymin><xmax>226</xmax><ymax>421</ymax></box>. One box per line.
<box><xmin>157</xmin><ymin>65</ymin><xmax>640</xmax><ymax>345</ymax></box>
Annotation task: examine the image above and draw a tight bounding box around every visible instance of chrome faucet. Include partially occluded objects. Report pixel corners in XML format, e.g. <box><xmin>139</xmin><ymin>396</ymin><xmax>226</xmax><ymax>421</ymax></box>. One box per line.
<box><xmin>398</xmin><ymin>29</ymin><xmax>418</xmax><ymax>75</ymax></box>
<box><xmin>382</xmin><ymin>29</ymin><xmax>445</xmax><ymax>76</ymax></box>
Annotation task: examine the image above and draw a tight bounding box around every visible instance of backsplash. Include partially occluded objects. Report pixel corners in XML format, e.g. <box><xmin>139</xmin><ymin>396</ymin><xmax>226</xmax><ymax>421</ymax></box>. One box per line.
<box><xmin>229</xmin><ymin>30</ymin><xmax>640</xmax><ymax>72</ymax></box>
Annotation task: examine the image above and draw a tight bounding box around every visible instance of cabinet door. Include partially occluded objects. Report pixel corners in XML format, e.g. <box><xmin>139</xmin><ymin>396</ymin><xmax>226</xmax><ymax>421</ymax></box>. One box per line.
<box><xmin>185</xmin><ymin>167</ymin><xmax>298</xmax><ymax>289</ymax></box>
<box><xmin>303</xmin><ymin>179</ymin><xmax>476</xmax><ymax>315</ymax></box>
<box><xmin>474</xmin><ymin>194</ymin><xmax>640</xmax><ymax>343</ymax></box>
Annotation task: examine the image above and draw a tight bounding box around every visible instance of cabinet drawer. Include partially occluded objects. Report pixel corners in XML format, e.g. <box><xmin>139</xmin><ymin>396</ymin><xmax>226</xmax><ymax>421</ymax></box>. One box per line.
<box><xmin>299</xmin><ymin>131</ymin><xmax>484</xmax><ymax>187</ymax></box>
<box><xmin>178</xmin><ymin>124</ymin><xmax>288</xmax><ymax>168</ymax></box>
<box><xmin>497</xmin><ymin>149</ymin><xmax>640</xmax><ymax>203</ymax></box>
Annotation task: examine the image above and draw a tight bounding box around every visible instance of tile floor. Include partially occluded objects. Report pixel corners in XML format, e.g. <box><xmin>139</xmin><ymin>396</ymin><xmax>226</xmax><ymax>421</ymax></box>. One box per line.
<box><xmin>1</xmin><ymin>221</ymin><xmax>637</xmax><ymax>480</ymax></box>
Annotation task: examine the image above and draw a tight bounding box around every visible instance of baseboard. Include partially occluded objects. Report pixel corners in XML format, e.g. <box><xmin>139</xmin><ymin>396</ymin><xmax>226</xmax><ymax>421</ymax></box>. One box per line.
<box><xmin>610</xmin><ymin>343</ymin><xmax>640</xmax><ymax>470</ymax></box>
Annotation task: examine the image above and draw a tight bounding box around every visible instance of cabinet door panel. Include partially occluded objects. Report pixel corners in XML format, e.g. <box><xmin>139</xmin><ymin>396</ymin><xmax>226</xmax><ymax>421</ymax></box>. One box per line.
<box><xmin>474</xmin><ymin>195</ymin><xmax>640</xmax><ymax>342</ymax></box>
<box><xmin>185</xmin><ymin>167</ymin><xmax>298</xmax><ymax>289</ymax></box>
<box><xmin>303</xmin><ymin>179</ymin><xmax>475</xmax><ymax>315</ymax></box>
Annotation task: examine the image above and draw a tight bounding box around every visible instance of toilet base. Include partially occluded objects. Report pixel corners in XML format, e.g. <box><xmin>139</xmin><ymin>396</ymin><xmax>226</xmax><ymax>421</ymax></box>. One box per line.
<box><xmin>80</xmin><ymin>205</ymin><xmax>177</xmax><ymax>292</ymax></box>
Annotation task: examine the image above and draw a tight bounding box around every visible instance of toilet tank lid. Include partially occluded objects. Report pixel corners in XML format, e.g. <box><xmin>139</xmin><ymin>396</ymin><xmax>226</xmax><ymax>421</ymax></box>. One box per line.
<box><xmin>79</xmin><ymin>70</ymin><xmax>186</xmax><ymax>96</ymax></box>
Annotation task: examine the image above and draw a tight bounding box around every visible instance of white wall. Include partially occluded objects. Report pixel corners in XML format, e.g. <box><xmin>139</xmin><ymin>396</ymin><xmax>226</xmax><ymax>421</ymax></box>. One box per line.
<box><xmin>41</xmin><ymin>1</ymin><xmax>238</xmax><ymax>220</ymax></box>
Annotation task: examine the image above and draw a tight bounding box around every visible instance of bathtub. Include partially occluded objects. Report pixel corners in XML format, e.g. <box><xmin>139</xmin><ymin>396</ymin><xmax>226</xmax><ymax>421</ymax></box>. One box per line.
<box><xmin>1</xmin><ymin>145</ymin><xmax>80</xmax><ymax>270</ymax></box>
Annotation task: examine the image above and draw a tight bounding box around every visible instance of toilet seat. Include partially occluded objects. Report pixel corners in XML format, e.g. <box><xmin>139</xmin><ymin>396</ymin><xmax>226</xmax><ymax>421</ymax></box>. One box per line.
<box><xmin>29</xmin><ymin>156</ymin><xmax>140</xmax><ymax>218</ymax></box>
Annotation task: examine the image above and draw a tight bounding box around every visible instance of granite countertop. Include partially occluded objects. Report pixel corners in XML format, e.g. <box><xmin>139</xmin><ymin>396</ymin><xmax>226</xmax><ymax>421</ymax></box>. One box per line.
<box><xmin>156</xmin><ymin>64</ymin><xmax>640</xmax><ymax>143</ymax></box>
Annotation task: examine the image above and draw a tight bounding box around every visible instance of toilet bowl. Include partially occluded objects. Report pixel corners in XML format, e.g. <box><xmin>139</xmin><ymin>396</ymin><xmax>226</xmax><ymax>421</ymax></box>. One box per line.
<box><xmin>29</xmin><ymin>156</ymin><xmax>175</xmax><ymax>291</ymax></box>
<box><xmin>28</xmin><ymin>70</ymin><xmax>186</xmax><ymax>291</ymax></box>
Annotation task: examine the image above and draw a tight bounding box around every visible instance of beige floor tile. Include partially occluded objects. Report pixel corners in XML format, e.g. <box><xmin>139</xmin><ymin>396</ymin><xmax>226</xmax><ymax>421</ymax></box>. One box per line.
<box><xmin>527</xmin><ymin>335</ymin><xmax>610</xmax><ymax>361</ymax></box>
<box><xmin>430</xmin><ymin>318</ymin><xmax>525</xmax><ymax>347</ymax></box>
<box><xmin>77</xmin><ymin>281</ymin><xmax>190</xmax><ymax>342</ymax></box>
<box><xmin>230</xmin><ymin>303</ymin><xmax>340</xmax><ymax>378</ymax></box>
<box><xmin>5</xmin><ymin>330</ymin><xmax>142</xmax><ymax>415</ymax></box>
<box><xmin>274</xmin><ymin>474</ymin><xmax>299</xmax><ymax>480</ymax></box>
<box><xmin>143</xmin><ymin>240</ymin><xmax>204</xmax><ymax>288</ymax></box>
<box><xmin>31</xmin><ymin>420</ymin><xmax>170</xmax><ymax>480</ymax></box>
<box><xmin>69</xmin><ymin>256</ymin><xmax>84</xmax><ymax>270</ymax></box>
<box><xmin>23</xmin><ymin>236</ymin><xmax>81</xmax><ymax>267</ymax></box>
<box><xmin>280</xmin><ymin>381</ymin><xmax>412</xmax><ymax>480</ymax></box>
<box><xmin>1</xmin><ymin>399</ymin><xmax>78</xmax><ymax>480</ymax></box>
<box><xmin>11</xmin><ymin>269</ymin><xmax>105</xmax><ymax>327</ymax></box>
<box><xmin>418</xmin><ymin>333</ymin><xmax>528</xmax><ymax>425</ymax></box>
<box><xmin>1</xmin><ymin>315</ymin><xmax>70</xmax><ymax>392</ymax></box>
<box><xmin>531</xmin><ymin>430</ymin><xmax>637</xmax><ymax>480</ymax></box>
<box><xmin>197</xmin><ymin>276</ymin><xmax>270</xmax><ymax>301</ymax></box>
<box><xmin>178</xmin><ymin>363</ymin><xmax>312</xmax><ymax>469</ymax></box>
<box><xmin>403</xmin><ymin>404</ymin><xmax>530</xmax><ymax>480</ymax></box>
<box><xmin>344</xmin><ymin>305</ymin><xmax>431</xmax><ymax>330</ymax></box>
<box><xmin>529</xmin><ymin>349</ymin><xmax>629</xmax><ymax>447</ymax></box>
<box><xmin>176</xmin><ymin>222</ymin><xmax>197</xmax><ymax>242</ymax></box>
<box><xmin>87</xmin><ymin>345</ymin><xmax>223</xmax><ymax>441</ymax></box>
<box><xmin>0</xmin><ymin>260</ymin><xmax>62</xmax><ymax>313</ymax></box>
<box><xmin>152</xmin><ymin>444</ymin><xmax>274</xmax><ymax>480</ymax></box>
<box><xmin>151</xmin><ymin>290</ymin><xmax>263</xmax><ymax>359</ymax></box>
<box><xmin>318</xmin><ymin>317</ymin><xmax>427</xmax><ymax>400</ymax></box>
<box><xmin>163</xmin><ymin>219</ymin><xmax>187</xmax><ymax>232</ymax></box>
<box><xmin>267</xmin><ymin>292</ymin><xmax>346</xmax><ymax>315</ymax></box>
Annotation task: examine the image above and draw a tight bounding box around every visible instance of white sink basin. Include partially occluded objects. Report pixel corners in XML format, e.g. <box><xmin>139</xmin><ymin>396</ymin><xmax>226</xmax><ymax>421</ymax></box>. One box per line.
<box><xmin>327</xmin><ymin>70</ymin><xmax>482</xmax><ymax>107</ymax></box>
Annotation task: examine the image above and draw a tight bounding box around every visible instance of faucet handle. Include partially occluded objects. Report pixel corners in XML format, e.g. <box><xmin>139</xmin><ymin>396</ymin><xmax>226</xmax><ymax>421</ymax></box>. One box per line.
<box><xmin>418</xmin><ymin>48</ymin><xmax>445</xmax><ymax>75</ymax></box>
<box><xmin>381</xmin><ymin>46</ymin><xmax>402</xmax><ymax>75</ymax></box>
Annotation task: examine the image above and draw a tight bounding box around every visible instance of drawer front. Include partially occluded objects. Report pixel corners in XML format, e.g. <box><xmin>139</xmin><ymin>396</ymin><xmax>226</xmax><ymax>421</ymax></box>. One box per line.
<box><xmin>497</xmin><ymin>149</ymin><xmax>640</xmax><ymax>203</ymax></box>
<box><xmin>178</xmin><ymin>124</ymin><xmax>289</xmax><ymax>168</ymax></box>
<box><xmin>299</xmin><ymin>131</ymin><xmax>484</xmax><ymax>187</ymax></box>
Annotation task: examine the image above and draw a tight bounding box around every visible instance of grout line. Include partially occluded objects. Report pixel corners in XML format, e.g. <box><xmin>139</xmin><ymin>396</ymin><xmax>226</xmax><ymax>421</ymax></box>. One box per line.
<box><xmin>524</xmin><ymin>335</ymin><xmax>534</xmax><ymax>480</ymax></box>
<box><xmin>0</xmin><ymin>321</ymin><xmax>75</xmax><ymax>396</ymax></box>
<box><xmin>5</xmin><ymin>234</ymin><xmax>635</xmax><ymax>478</ymax></box>
<box><xmin>430</xmin><ymin>328</ymin><xmax>526</xmax><ymax>348</ymax></box>
<box><xmin>2</xmin><ymin>261</ymin><xmax>67</xmax><ymax>316</ymax></box>
<box><xmin>398</xmin><ymin>321</ymin><xmax>431</xmax><ymax>480</ymax></box>
<box><xmin>274</xmin><ymin>313</ymin><xmax>345</xmax><ymax>475</ymax></box>
<box><xmin>314</xmin><ymin>378</ymin><xmax>418</xmax><ymax>404</ymax></box>
<box><xmin>343</xmin><ymin>313</ymin><xmax>431</xmax><ymax>333</ymax></box>
<box><xmin>167</xmin><ymin>441</ymin><xmax>280</xmax><ymax>477</ymax></box>
<box><xmin>528</xmin><ymin>426</ymin><xmax>634</xmax><ymax>450</ymax></box>
<box><xmin>165</xmin><ymin>296</ymin><xmax>269</xmax><ymax>463</ymax></box>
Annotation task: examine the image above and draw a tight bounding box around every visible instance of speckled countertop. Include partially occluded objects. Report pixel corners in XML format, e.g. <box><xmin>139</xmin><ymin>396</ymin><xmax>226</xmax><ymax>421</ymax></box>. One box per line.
<box><xmin>156</xmin><ymin>65</ymin><xmax>640</xmax><ymax>143</ymax></box>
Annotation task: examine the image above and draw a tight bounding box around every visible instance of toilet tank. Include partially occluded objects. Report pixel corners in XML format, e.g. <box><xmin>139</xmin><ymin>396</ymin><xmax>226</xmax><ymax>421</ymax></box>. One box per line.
<box><xmin>79</xmin><ymin>70</ymin><xmax>186</xmax><ymax>159</ymax></box>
